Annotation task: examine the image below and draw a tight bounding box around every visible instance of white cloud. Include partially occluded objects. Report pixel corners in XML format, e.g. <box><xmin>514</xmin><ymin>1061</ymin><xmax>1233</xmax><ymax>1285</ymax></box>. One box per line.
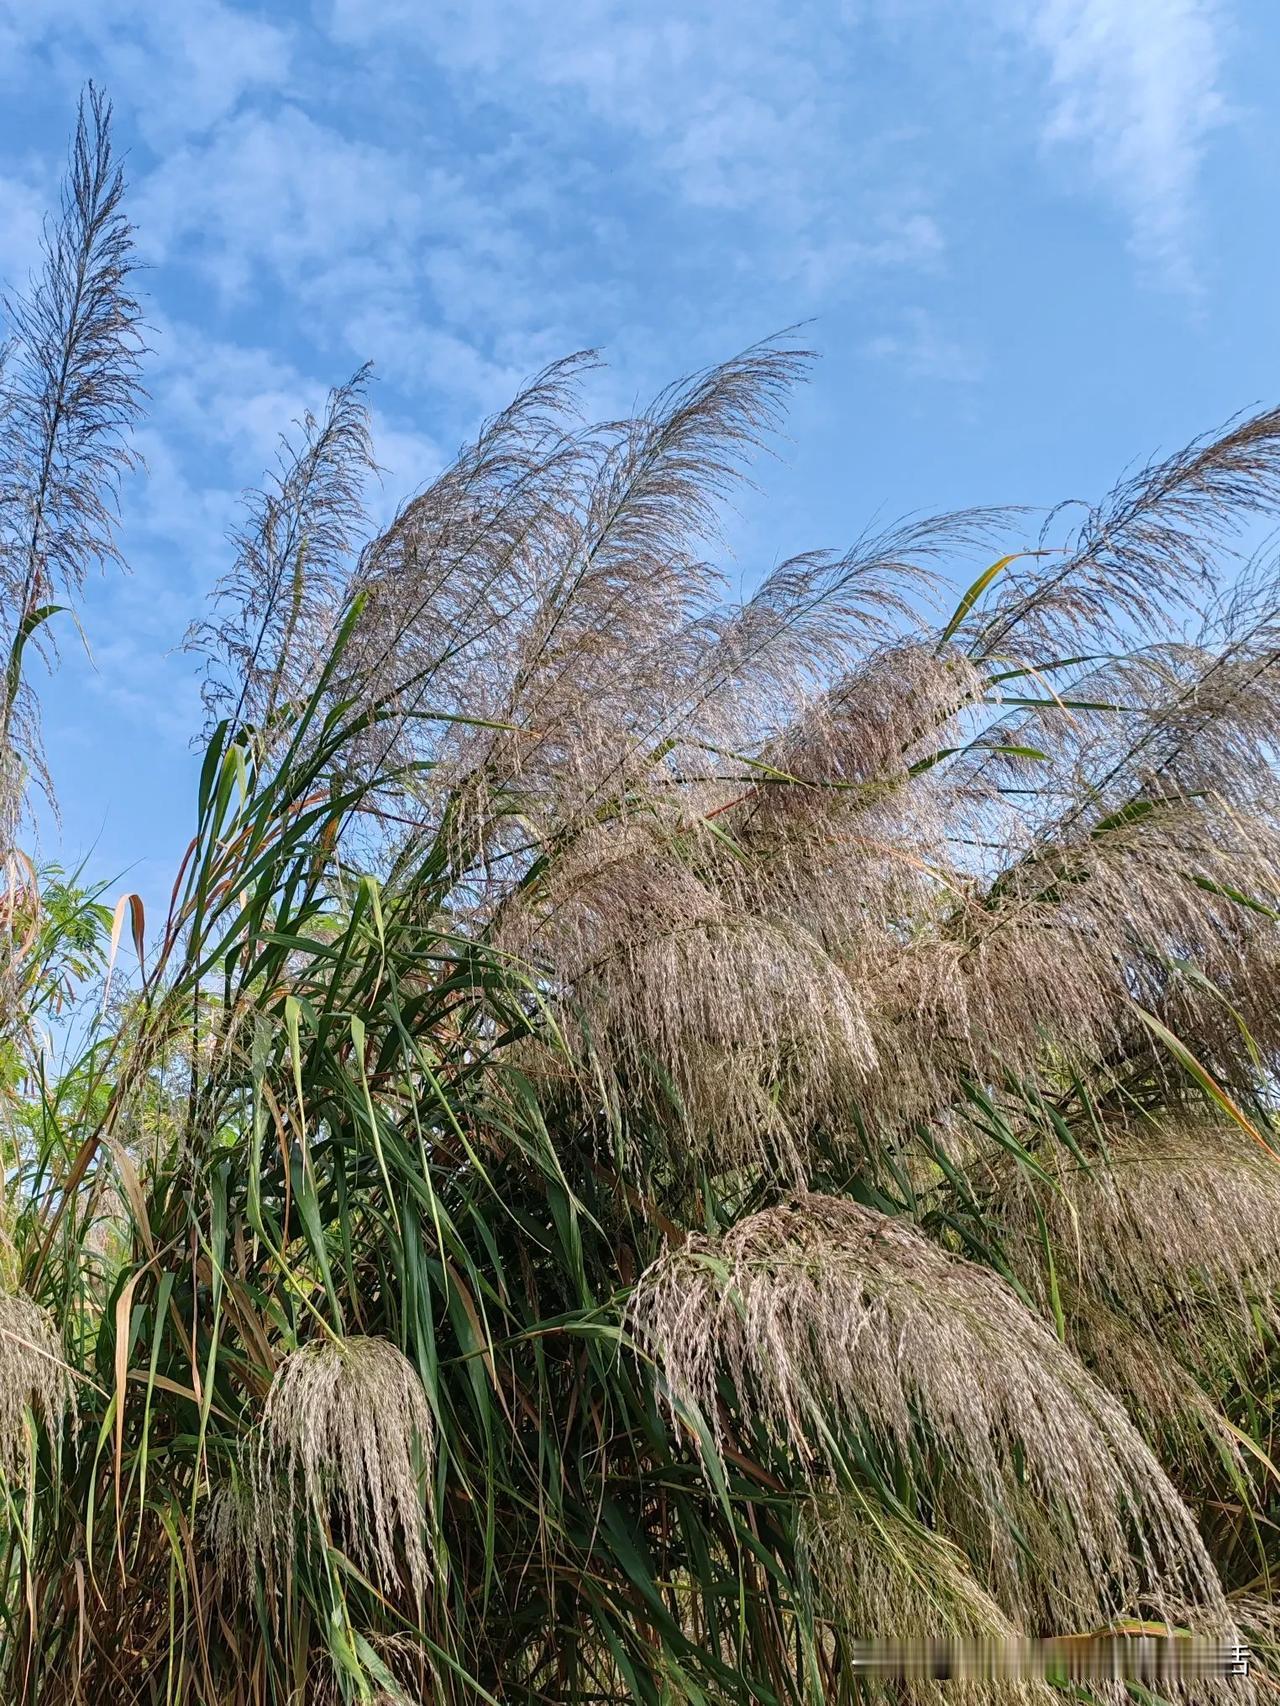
<box><xmin>1011</xmin><ymin>0</ymin><xmax>1226</xmax><ymax>289</ymax></box>
<box><xmin>130</xmin><ymin>100</ymin><xmax>624</xmax><ymax>422</ymax></box>
<box><xmin>78</xmin><ymin>625</ymin><xmax>204</xmax><ymax>744</ymax></box>
<box><xmin>127</xmin><ymin>318</ymin><xmax>449</xmax><ymax>576</ymax></box>
<box><xmin>0</xmin><ymin>0</ymin><xmax>958</xmax><ymax>442</ymax></box>
<box><xmin>783</xmin><ymin>210</ymin><xmax>946</xmax><ymax>295</ymax></box>
<box><xmin>348</xmin><ymin>314</ymin><xmax>533</xmax><ymax>414</ymax></box>
<box><xmin>133</xmin><ymin>104</ymin><xmax>557</xmax><ymax>411</ymax></box>
<box><xmin>366</xmin><ymin>415</ymin><xmax>445</xmax><ymax>523</ymax></box>
<box><xmin>136</xmin><ymin>107</ymin><xmax>424</xmax><ymax>296</ymax></box>
<box><xmin>88</xmin><ymin>322</ymin><xmax>331</xmax><ymax>647</ymax></box>
<box><xmin>0</xmin><ymin>0</ymin><xmax>292</xmax><ymax>143</ymax></box>
<box><xmin>64</xmin><ymin>323</ymin><xmax>446</xmax><ymax>746</ymax></box>
<box><xmin>89</xmin><ymin>0</ymin><xmax>291</xmax><ymax>145</ymax></box>
<box><xmin>146</xmin><ymin>320</ymin><xmax>329</xmax><ymax>467</ymax></box>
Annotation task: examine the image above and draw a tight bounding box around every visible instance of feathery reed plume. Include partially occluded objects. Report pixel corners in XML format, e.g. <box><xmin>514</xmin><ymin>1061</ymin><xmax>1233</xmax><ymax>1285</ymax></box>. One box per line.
<box><xmin>753</xmin><ymin>643</ymin><xmax>988</xmax><ymax>804</ymax></box>
<box><xmin>0</xmin><ymin>1288</ymin><xmax>73</xmax><ymax>1479</ymax></box>
<box><xmin>285</xmin><ymin>1642</ymin><xmax>422</xmax><ymax>1706</ymax></box>
<box><xmin>206</xmin><ymin>1469</ymin><xmax>282</xmax><ymax>1605</ymax></box>
<box><xmin>349</xmin><ymin>350</ymin><xmax>595</xmax><ymax>715</ymax></box>
<box><xmin>729</xmin><ymin>642</ymin><xmax>999</xmax><ymax>961</ymax></box>
<box><xmin>964</xmin><ymin>407</ymin><xmax>1280</xmax><ymax>662</ymax></box>
<box><xmin>256</xmin><ymin>1335</ymin><xmax>434</xmax><ymax>1604</ymax></box>
<box><xmin>371</xmin><ymin>342</ymin><xmax>817</xmax><ymax>831</ymax></box>
<box><xmin>295</xmin><ymin>1686</ymin><xmax>417</xmax><ymax>1706</ymax></box>
<box><xmin>0</xmin><ymin>83</ymin><xmax>143</xmax><ymax>838</ymax></box>
<box><xmin>594</xmin><ymin>911</ymin><xmax>876</xmax><ymax>1175</ymax></box>
<box><xmin>340</xmin><ymin>341</ymin><xmax>987</xmax><ymax>874</ymax></box>
<box><xmin>799</xmin><ymin>1498</ymin><xmax>1052</xmax><ymax>1706</ymax></box>
<box><xmin>655</xmin><ymin>511</ymin><xmax>980</xmax><ymax>755</ymax></box>
<box><xmin>857</xmin><ymin>779</ymin><xmax>1280</xmax><ymax>1129</ymax></box>
<box><xmin>993</xmin><ymin>1117</ymin><xmax>1280</xmax><ymax>1379</ymax></box>
<box><xmin>190</xmin><ymin>367</ymin><xmax>375</xmax><ymax>743</ymax></box>
<box><xmin>631</xmin><ymin>1196</ymin><xmax>1224</xmax><ymax>1626</ymax></box>
<box><xmin>504</xmin><ymin>821</ymin><xmax>876</xmax><ymax>1173</ymax></box>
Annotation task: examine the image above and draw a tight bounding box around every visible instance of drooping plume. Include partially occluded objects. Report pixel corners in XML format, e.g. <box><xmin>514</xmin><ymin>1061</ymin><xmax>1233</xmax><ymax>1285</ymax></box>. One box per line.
<box><xmin>631</xmin><ymin>1196</ymin><xmax>1225</xmax><ymax>1627</ymax></box>
<box><xmin>989</xmin><ymin>1115</ymin><xmax>1280</xmax><ymax>1461</ymax></box>
<box><xmin>255</xmin><ymin>1335</ymin><xmax>434</xmax><ymax>1605</ymax></box>
<box><xmin>0</xmin><ymin>1289</ymin><xmax>73</xmax><ymax>1480</ymax></box>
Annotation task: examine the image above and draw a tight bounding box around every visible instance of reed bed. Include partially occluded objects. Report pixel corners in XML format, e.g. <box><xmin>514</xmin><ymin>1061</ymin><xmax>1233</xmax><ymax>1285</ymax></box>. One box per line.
<box><xmin>1</xmin><ymin>92</ymin><xmax>1279</xmax><ymax>1704</ymax></box>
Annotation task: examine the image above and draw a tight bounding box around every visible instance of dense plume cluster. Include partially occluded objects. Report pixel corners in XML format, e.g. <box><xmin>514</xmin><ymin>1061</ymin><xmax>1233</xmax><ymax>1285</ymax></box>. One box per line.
<box><xmin>182</xmin><ymin>314</ymin><xmax>1280</xmax><ymax>1184</ymax></box>
<box><xmin>995</xmin><ymin>1117</ymin><xmax>1280</xmax><ymax>1339</ymax></box>
<box><xmin>630</xmin><ymin>1196</ymin><xmax>1223</xmax><ymax>1628</ymax></box>
<box><xmin>8</xmin><ymin>87</ymin><xmax>1280</xmax><ymax>1705</ymax></box>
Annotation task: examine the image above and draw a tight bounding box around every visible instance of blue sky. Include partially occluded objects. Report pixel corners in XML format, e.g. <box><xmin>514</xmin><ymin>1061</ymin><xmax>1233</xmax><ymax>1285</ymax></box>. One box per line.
<box><xmin>0</xmin><ymin>0</ymin><xmax>1277</xmax><ymax>918</ymax></box>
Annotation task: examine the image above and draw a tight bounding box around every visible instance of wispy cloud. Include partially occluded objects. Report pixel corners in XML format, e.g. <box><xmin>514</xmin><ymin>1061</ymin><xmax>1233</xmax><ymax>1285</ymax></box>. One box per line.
<box><xmin>327</xmin><ymin>0</ymin><xmax>949</xmax><ymax>299</ymax></box>
<box><xmin>862</xmin><ymin>308</ymin><xmax>984</xmax><ymax>383</ymax></box>
<box><xmin>132</xmin><ymin>103</ymin><xmax>571</xmax><ymax>423</ymax></box>
<box><xmin>9</xmin><ymin>0</ymin><xmax>963</xmax><ymax>433</ymax></box>
<box><xmin>0</xmin><ymin>169</ymin><xmax>48</xmax><ymax>282</ymax></box>
<box><xmin>1010</xmin><ymin>0</ymin><xmax>1227</xmax><ymax>290</ymax></box>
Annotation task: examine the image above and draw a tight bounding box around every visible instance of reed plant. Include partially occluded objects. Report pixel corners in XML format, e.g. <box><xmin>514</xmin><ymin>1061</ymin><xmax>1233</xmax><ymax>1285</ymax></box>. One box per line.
<box><xmin>2</xmin><ymin>92</ymin><xmax>1280</xmax><ymax>1704</ymax></box>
